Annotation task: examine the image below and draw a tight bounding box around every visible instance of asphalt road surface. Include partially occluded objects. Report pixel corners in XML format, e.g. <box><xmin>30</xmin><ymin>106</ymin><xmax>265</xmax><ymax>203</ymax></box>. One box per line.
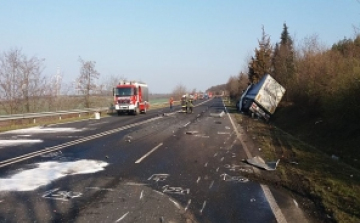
<box><xmin>0</xmin><ymin>97</ymin><xmax>307</xmax><ymax>223</ymax></box>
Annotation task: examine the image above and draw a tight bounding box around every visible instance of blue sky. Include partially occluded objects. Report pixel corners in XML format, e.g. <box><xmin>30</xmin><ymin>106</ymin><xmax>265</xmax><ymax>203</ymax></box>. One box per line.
<box><xmin>1</xmin><ymin>0</ymin><xmax>359</xmax><ymax>94</ymax></box>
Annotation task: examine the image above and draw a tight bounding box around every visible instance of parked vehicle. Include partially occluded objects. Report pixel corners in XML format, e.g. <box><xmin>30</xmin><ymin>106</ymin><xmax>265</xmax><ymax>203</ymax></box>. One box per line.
<box><xmin>237</xmin><ymin>74</ymin><xmax>285</xmax><ymax>120</ymax></box>
<box><xmin>113</xmin><ymin>81</ymin><xmax>149</xmax><ymax>115</ymax></box>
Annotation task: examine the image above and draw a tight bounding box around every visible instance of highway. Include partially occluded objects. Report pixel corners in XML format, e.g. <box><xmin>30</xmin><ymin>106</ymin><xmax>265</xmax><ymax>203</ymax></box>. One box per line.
<box><xmin>0</xmin><ymin>97</ymin><xmax>306</xmax><ymax>223</ymax></box>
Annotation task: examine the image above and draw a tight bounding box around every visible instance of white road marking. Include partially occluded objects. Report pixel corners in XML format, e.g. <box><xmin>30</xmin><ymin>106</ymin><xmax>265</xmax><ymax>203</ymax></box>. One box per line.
<box><xmin>184</xmin><ymin>199</ymin><xmax>191</xmax><ymax>211</ymax></box>
<box><xmin>169</xmin><ymin>198</ymin><xmax>181</xmax><ymax>209</ymax></box>
<box><xmin>4</xmin><ymin>127</ymin><xmax>84</xmax><ymax>134</ymax></box>
<box><xmin>115</xmin><ymin>211</ymin><xmax>129</xmax><ymax>222</ymax></box>
<box><xmin>223</xmin><ymin>99</ymin><xmax>288</xmax><ymax>223</ymax></box>
<box><xmin>200</xmin><ymin>201</ymin><xmax>207</xmax><ymax>214</ymax></box>
<box><xmin>209</xmin><ymin>180</ymin><xmax>214</xmax><ymax>189</ymax></box>
<box><xmin>0</xmin><ymin>116</ymin><xmax>163</xmax><ymax>168</ymax></box>
<box><xmin>135</xmin><ymin>143</ymin><xmax>163</xmax><ymax>163</ymax></box>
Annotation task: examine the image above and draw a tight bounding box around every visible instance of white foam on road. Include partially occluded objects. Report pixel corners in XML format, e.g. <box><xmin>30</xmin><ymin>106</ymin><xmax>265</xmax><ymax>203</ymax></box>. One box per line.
<box><xmin>0</xmin><ymin>159</ymin><xmax>108</xmax><ymax>191</ymax></box>
<box><xmin>4</xmin><ymin>126</ymin><xmax>84</xmax><ymax>134</ymax></box>
<box><xmin>0</xmin><ymin>139</ymin><xmax>43</xmax><ymax>147</ymax></box>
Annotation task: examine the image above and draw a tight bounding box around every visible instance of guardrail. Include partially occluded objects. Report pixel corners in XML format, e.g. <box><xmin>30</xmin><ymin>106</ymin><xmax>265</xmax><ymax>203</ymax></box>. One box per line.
<box><xmin>0</xmin><ymin>107</ymin><xmax>109</xmax><ymax>121</ymax></box>
<box><xmin>0</xmin><ymin>100</ymin><xmax>180</xmax><ymax>128</ymax></box>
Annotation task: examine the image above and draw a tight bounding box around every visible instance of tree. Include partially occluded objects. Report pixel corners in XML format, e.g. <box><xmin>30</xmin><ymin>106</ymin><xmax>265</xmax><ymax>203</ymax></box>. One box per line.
<box><xmin>172</xmin><ymin>83</ymin><xmax>187</xmax><ymax>100</ymax></box>
<box><xmin>272</xmin><ymin>23</ymin><xmax>295</xmax><ymax>101</ymax></box>
<box><xmin>101</xmin><ymin>74</ymin><xmax>127</xmax><ymax>96</ymax></box>
<box><xmin>77</xmin><ymin>57</ymin><xmax>100</xmax><ymax>108</ymax></box>
<box><xmin>248</xmin><ymin>26</ymin><xmax>272</xmax><ymax>84</ymax></box>
<box><xmin>0</xmin><ymin>49</ymin><xmax>46</xmax><ymax>114</ymax></box>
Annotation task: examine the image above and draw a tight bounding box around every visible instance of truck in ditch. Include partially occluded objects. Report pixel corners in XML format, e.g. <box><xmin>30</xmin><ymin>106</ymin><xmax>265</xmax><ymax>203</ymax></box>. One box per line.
<box><xmin>237</xmin><ymin>74</ymin><xmax>285</xmax><ymax>120</ymax></box>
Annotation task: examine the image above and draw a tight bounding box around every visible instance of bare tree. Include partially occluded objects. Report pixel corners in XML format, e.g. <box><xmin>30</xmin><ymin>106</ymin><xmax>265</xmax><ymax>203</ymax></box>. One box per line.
<box><xmin>172</xmin><ymin>83</ymin><xmax>187</xmax><ymax>100</ymax></box>
<box><xmin>77</xmin><ymin>57</ymin><xmax>100</xmax><ymax>108</ymax></box>
<box><xmin>100</xmin><ymin>74</ymin><xmax>126</xmax><ymax>95</ymax></box>
<box><xmin>0</xmin><ymin>49</ymin><xmax>46</xmax><ymax>114</ymax></box>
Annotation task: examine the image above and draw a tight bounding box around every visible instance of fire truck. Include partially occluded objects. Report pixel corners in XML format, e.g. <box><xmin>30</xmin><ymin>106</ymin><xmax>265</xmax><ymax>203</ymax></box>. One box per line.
<box><xmin>113</xmin><ymin>81</ymin><xmax>149</xmax><ymax>115</ymax></box>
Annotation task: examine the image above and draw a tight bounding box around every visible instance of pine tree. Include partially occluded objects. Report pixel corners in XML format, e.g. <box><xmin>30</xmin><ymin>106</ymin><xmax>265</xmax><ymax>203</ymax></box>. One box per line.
<box><xmin>248</xmin><ymin>26</ymin><xmax>272</xmax><ymax>84</ymax></box>
<box><xmin>272</xmin><ymin>23</ymin><xmax>295</xmax><ymax>90</ymax></box>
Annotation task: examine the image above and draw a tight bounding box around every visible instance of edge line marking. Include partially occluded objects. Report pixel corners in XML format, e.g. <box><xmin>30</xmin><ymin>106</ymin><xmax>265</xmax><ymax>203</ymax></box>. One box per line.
<box><xmin>223</xmin><ymin>99</ymin><xmax>287</xmax><ymax>223</ymax></box>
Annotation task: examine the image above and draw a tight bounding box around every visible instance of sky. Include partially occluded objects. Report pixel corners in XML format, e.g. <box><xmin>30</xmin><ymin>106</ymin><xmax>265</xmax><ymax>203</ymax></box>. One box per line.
<box><xmin>0</xmin><ymin>0</ymin><xmax>359</xmax><ymax>94</ymax></box>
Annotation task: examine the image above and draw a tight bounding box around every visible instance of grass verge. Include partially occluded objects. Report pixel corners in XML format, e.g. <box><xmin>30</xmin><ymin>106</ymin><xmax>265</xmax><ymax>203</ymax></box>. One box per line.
<box><xmin>226</xmin><ymin>101</ymin><xmax>360</xmax><ymax>223</ymax></box>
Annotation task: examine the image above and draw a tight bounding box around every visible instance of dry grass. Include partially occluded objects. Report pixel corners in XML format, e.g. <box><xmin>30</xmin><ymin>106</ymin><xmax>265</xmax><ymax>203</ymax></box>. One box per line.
<box><xmin>230</xmin><ymin>106</ymin><xmax>360</xmax><ymax>223</ymax></box>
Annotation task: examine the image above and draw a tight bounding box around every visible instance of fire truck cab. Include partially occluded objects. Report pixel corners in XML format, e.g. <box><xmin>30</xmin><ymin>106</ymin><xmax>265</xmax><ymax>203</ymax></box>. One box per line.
<box><xmin>113</xmin><ymin>81</ymin><xmax>149</xmax><ymax>116</ymax></box>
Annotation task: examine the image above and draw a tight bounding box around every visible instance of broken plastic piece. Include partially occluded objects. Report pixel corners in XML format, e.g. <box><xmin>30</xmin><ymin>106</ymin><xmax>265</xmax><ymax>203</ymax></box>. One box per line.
<box><xmin>210</xmin><ymin>111</ymin><xmax>225</xmax><ymax>118</ymax></box>
<box><xmin>246</xmin><ymin>156</ymin><xmax>280</xmax><ymax>171</ymax></box>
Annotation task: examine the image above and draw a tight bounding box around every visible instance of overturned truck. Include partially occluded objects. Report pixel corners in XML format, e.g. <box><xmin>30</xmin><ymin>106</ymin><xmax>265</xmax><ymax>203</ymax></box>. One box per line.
<box><xmin>238</xmin><ymin>74</ymin><xmax>285</xmax><ymax>120</ymax></box>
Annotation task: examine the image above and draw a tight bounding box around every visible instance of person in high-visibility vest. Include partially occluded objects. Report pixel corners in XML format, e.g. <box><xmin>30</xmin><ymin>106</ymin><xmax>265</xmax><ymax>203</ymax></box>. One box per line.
<box><xmin>169</xmin><ymin>97</ymin><xmax>174</xmax><ymax>111</ymax></box>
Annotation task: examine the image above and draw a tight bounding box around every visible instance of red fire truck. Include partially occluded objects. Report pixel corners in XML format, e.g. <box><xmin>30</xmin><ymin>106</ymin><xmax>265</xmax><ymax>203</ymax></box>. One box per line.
<box><xmin>113</xmin><ymin>81</ymin><xmax>149</xmax><ymax>115</ymax></box>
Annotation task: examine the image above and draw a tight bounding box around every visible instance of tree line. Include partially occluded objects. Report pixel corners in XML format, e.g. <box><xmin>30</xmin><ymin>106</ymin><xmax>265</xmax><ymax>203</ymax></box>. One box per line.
<box><xmin>0</xmin><ymin>49</ymin><xmax>126</xmax><ymax>114</ymax></box>
<box><xmin>225</xmin><ymin>24</ymin><xmax>360</xmax><ymax>127</ymax></box>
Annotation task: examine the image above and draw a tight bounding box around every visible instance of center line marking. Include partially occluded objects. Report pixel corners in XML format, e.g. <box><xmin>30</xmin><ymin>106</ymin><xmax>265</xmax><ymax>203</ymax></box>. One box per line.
<box><xmin>135</xmin><ymin>143</ymin><xmax>163</xmax><ymax>163</ymax></box>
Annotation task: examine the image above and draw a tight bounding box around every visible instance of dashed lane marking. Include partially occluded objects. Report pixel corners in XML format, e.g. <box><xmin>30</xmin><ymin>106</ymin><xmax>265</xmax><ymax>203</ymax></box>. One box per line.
<box><xmin>135</xmin><ymin>143</ymin><xmax>163</xmax><ymax>164</ymax></box>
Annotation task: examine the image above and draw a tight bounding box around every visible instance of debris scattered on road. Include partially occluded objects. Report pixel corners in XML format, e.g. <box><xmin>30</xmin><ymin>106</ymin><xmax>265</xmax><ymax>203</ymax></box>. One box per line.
<box><xmin>125</xmin><ymin>135</ymin><xmax>132</xmax><ymax>142</ymax></box>
<box><xmin>196</xmin><ymin>177</ymin><xmax>201</xmax><ymax>183</ymax></box>
<box><xmin>214</xmin><ymin>121</ymin><xmax>222</xmax><ymax>124</ymax></box>
<box><xmin>186</xmin><ymin>131</ymin><xmax>198</xmax><ymax>135</ymax></box>
<box><xmin>225</xmin><ymin>126</ymin><xmax>231</xmax><ymax>129</ymax></box>
<box><xmin>250</xmin><ymin>198</ymin><xmax>256</xmax><ymax>202</ymax></box>
<box><xmin>331</xmin><ymin>154</ymin><xmax>339</xmax><ymax>161</ymax></box>
<box><xmin>210</xmin><ymin>111</ymin><xmax>225</xmax><ymax>118</ymax></box>
<box><xmin>217</xmin><ymin>131</ymin><xmax>231</xmax><ymax>135</ymax></box>
<box><xmin>193</xmin><ymin>134</ymin><xmax>210</xmax><ymax>138</ymax></box>
<box><xmin>246</xmin><ymin>156</ymin><xmax>280</xmax><ymax>171</ymax></box>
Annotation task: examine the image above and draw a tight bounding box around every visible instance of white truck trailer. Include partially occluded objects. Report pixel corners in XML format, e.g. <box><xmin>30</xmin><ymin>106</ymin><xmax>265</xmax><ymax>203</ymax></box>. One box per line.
<box><xmin>238</xmin><ymin>74</ymin><xmax>286</xmax><ymax>120</ymax></box>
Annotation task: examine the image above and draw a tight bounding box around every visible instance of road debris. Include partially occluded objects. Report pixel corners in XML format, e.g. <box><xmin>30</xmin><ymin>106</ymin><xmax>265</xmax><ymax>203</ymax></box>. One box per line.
<box><xmin>246</xmin><ymin>156</ymin><xmax>280</xmax><ymax>171</ymax></box>
<box><xmin>210</xmin><ymin>111</ymin><xmax>225</xmax><ymax>118</ymax></box>
<box><xmin>186</xmin><ymin>131</ymin><xmax>198</xmax><ymax>135</ymax></box>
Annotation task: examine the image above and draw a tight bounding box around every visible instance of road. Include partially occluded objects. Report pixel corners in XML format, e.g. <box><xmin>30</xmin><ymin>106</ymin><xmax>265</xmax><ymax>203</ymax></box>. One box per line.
<box><xmin>0</xmin><ymin>97</ymin><xmax>307</xmax><ymax>223</ymax></box>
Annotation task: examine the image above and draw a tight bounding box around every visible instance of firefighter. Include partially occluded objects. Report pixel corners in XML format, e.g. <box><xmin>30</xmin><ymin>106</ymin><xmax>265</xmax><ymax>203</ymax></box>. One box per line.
<box><xmin>187</xmin><ymin>97</ymin><xmax>194</xmax><ymax>113</ymax></box>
